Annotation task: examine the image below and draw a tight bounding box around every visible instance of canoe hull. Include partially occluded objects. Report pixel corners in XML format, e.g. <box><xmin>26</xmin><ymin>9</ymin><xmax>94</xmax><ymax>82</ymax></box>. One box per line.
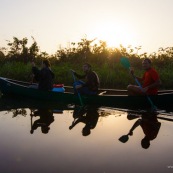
<box><xmin>0</xmin><ymin>77</ymin><xmax>173</xmax><ymax>110</ymax></box>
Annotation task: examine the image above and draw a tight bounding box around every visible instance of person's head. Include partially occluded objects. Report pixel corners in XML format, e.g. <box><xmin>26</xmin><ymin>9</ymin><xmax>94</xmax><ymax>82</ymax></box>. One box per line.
<box><xmin>82</xmin><ymin>63</ymin><xmax>91</xmax><ymax>73</ymax></box>
<box><xmin>142</xmin><ymin>58</ymin><xmax>151</xmax><ymax>70</ymax></box>
<box><xmin>141</xmin><ymin>137</ymin><xmax>150</xmax><ymax>149</ymax></box>
<box><xmin>82</xmin><ymin>126</ymin><xmax>91</xmax><ymax>136</ymax></box>
<box><xmin>42</xmin><ymin>59</ymin><xmax>51</xmax><ymax>68</ymax></box>
<box><xmin>41</xmin><ymin>126</ymin><xmax>50</xmax><ymax>134</ymax></box>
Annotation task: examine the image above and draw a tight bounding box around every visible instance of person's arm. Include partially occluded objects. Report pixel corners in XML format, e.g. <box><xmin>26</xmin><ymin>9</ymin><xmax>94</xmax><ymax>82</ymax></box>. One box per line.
<box><xmin>31</xmin><ymin>62</ymin><xmax>40</xmax><ymax>81</ymax></box>
<box><xmin>69</xmin><ymin>118</ymin><xmax>81</xmax><ymax>130</ymax></box>
<box><xmin>32</xmin><ymin>66</ymin><xmax>40</xmax><ymax>75</ymax></box>
<box><xmin>143</xmin><ymin>79</ymin><xmax>161</xmax><ymax>92</ymax></box>
<box><xmin>70</xmin><ymin>70</ymin><xmax>86</xmax><ymax>89</ymax></box>
<box><xmin>39</xmin><ymin>68</ymin><xmax>47</xmax><ymax>80</ymax></box>
<box><xmin>129</xmin><ymin>67</ymin><xmax>143</xmax><ymax>82</ymax></box>
<box><xmin>135</xmin><ymin>76</ymin><xmax>143</xmax><ymax>83</ymax></box>
<box><xmin>128</xmin><ymin>119</ymin><xmax>141</xmax><ymax>135</ymax></box>
<box><xmin>49</xmin><ymin>68</ymin><xmax>55</xmax><ymax>79</ymax></box>
<box><xmin>73</xmin><ymin>72</ymin><xmax>86</xmax><ymax>89</ymax></box>
<box><xmin>83</xmin><ymin>73</ymin><xmax>94</xmax><ymax>87</ymax></box>
<box><xmin>73</xmin><ymin>71</ymin><xmax>86</xmax><ymax>79</ymax></box>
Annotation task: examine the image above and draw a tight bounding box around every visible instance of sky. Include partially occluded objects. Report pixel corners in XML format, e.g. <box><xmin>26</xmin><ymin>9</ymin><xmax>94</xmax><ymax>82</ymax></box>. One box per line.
<box><xmin>1</xmin><ymin>0</ymin><xmax>173</xmax><ymax>54</ymax></box>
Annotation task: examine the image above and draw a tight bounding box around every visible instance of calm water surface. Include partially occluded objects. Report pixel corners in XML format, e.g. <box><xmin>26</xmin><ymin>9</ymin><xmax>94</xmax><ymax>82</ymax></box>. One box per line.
<box><xmin>0</xmin><ymin>100</ymin><xmax>173</xmax><ymax>173</ymax></box>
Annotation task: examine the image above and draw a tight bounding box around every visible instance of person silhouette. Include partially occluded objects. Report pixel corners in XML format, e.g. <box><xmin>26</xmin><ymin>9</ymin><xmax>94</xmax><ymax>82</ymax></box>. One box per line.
<box><xmin>69</xmin><ymin>105</ymin><xmax>99</xmax><ymax>136</ymax></box>
<box><xmin>119</xmin><ymin>112</ymin><xmax>161</xmax><ymax>149</ymax></box>
<box><xmin>30</xmin><ymin>109</ymin><xmax>54</xmax><ymax>134</ymax></box>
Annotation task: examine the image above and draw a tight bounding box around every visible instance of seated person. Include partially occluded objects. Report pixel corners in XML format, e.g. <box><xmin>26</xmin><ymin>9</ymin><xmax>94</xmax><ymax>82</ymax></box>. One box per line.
<box><xmin>127</xmin><ymin>58</ymin><xmax>161</xmax><ymax>95</ymax></box>
<box><xmin>72</xmin><ymin>63</ymin><xmax>100</xmax><ymax>95</ymax></box>
<box><xmin>30</xmin><ymin>109</ymin><xmax>54</xmax><ymax>134</ymax></box>
<box><xmin>31</xmin><ymin>59</ymin><xmax>55</xmax><ymax>91</ymax></box>
<box><xmin>69</xmin><ymin>106</ymin><xmax>99</xmax><ymax>136</ymax></box>
<box><xmin>127</xmin><ymin>113</ymin><xmax>161</xmax><ymax>149</ymax></box>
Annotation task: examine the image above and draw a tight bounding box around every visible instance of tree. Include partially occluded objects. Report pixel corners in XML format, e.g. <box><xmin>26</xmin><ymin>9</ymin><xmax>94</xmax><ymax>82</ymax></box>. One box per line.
<box><xmin>6</xmin><ymin>36</ymin><xmax>40</xmax><ymax>63</ymax></box>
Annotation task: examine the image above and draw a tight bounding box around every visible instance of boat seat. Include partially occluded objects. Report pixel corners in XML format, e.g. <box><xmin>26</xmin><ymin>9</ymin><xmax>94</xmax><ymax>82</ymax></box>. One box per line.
<box><xmin>99</xmin><ymin>91</ymin><xmax>107</xmax><ymax>95</ymax></box>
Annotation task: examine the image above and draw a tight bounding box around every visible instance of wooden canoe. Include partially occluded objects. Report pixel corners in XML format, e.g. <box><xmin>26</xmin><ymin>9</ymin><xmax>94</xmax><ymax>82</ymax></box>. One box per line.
<box><xmin>0</xmin><ymin>77</ymin><xmax>173</xmax><ymax>110</ymax></box>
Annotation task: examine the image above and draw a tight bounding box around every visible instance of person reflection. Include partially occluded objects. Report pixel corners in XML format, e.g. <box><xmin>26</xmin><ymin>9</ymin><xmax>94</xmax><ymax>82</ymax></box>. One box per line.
<box><xmin>119</xmin><ymin>112</ymin><xmax>161</xmax><ymax>149</ymax></box>
<box><xmin>69</xmin><ymin>106</ymin><xmax>99</xmax><ymax>136</ymax></box>
<box><xmin>30</xmin><ymin>109</ymin><xmax>54</xmax><ymax>134</ymax></box>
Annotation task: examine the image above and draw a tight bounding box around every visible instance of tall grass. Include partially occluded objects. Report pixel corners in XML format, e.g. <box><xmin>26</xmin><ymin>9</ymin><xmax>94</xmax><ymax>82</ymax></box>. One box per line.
<box><xmin>0</xmin><ymin>62</ymin><xmax>31</xmax><ymax>81</ymax></box>
<box><xmin>0</xmin><ymin>61</ymin><xmax>172</xmax><ymax>89</ymax></box>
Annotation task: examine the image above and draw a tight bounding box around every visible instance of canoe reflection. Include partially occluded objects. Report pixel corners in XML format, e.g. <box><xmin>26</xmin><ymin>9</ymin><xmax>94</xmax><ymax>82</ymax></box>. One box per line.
<box><xmin>119</xmin><ymin>112</ymin><xmax>161</xmax><ymax>149</ymax></box>
<box><xmin>69</xmin><ymin>106</ymin><xmax>99</xmax><ymax>136</ymax></box>
<box><xmin>30</xmin><ymin>109</ymin><xmax>55</xmax><ymax>134</ymax></box>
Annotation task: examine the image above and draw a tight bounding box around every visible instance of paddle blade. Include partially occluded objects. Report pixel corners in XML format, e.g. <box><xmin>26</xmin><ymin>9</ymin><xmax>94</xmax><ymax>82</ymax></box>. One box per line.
<box><xmin>119</xmin><ymin>135</ymin><xmax>129</xmax><ymax>143</ymax></box>
<box><xmin>120</xmin><ymin>57</ymin><xmax>130</xmax><ymax>69</ymax></box>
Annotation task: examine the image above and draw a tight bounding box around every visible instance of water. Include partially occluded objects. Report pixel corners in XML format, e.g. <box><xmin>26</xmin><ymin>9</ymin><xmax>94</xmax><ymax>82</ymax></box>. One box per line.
<box><xmin>0</xmin><ymin>97</ymin><xmax>173</xmax><ymax>173</ymax></box>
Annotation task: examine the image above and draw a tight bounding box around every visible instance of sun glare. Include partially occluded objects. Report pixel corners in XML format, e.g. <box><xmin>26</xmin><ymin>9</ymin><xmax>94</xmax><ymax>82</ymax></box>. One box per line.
<box><xmin>89</xmin><ymin>22</ymin><xmax>136</xmax><ymax>48</ymax></box>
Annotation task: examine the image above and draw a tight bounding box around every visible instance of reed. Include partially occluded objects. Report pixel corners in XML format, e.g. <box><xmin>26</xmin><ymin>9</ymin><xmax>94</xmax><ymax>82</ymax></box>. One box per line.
<box><xmin>0</xmin><ymin>61</ymin><xmax>172</xmax><ymax>89</ymax></box>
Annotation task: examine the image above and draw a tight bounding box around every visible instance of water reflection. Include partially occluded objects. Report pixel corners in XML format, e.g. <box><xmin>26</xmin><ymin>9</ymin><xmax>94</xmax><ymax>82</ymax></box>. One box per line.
<box><xmin>0</xmin><ymin>96</ymin><xmax>68</xmax><ymax>111</ymax></box>
<box><xmin>69</xmin><ymin>105</ymin><xmax>99</xmax><ymax>136</ymax></box>
<box><xmin>1</xmin><ymin>97</ymin><xmax>173</xmax><ymax>172</ymax></box>
<box><xmin>119</xmin><ymin>112</ymin><xmax>161</xmax><ymax>149</ymax></box>
<box><xmin>30</xmin><ymin>109</ymin><xmax>55</xmax><ymax>134</ymax></box>
<box><xmin>7</xmin><ymin>108</ymin><xmax>27</xmax><ymax>118</ymax></box>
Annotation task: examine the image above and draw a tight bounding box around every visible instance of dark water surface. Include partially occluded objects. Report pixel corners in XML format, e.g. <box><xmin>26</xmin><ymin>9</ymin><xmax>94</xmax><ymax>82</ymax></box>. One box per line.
<box><xmin>0</xmin><ymin>98</ymin><xmax>173</xmax><ymax>173</ymax></box>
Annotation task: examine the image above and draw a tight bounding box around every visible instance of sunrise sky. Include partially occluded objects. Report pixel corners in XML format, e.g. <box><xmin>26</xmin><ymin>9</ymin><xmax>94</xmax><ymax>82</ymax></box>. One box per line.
<box><xmin>1</xmin><ymin>0</ymin><xmax>173</xmax><ymax>54</ymax></box>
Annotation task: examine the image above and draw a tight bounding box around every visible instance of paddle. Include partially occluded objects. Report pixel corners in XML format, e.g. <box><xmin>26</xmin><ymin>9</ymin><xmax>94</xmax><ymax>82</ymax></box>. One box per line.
<box><xmin>70</xmin><ymin>70</ymin><xmax>83</xmax><ymax>106</ymax></box>
<box><xmin>30</xmin><ymin>110</ymin><xmax>34</xmax><ymax>134</ymax></box>
<box><xmin>118</xmin><ymin>134</ymin><xmax>129</xmax><ymax>143</ymax></box>
<box><xmin>120</xmin><ymin>57</ymin><xmax>156</xmax><ymax>111</ymax></box>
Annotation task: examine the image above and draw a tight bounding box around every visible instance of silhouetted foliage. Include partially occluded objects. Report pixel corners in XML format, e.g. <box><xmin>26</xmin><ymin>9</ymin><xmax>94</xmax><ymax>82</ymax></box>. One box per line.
<box><xmin>1</xmin><ymin>36</ymin><xmax>173</xmax><ymax>88</ymax></box>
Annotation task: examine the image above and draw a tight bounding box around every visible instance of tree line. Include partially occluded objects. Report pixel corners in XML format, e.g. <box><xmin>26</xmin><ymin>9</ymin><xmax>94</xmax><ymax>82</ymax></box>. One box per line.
<box><xmin>1</xmin><ymin>36</ymin><xmax>173</xmax><ymax>65</ymax></box>
<box><xmin>0</xmin><ymin>36</ymin><xmax>173</xmax><ymax>89</ymax></box>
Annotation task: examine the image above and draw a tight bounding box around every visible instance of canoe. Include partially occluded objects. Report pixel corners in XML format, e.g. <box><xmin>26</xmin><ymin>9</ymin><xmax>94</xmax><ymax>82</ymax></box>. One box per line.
<box><xmin>0</xmin><ymin>77</ymin><xmax>173</xmax><ymax>110</ymax></box>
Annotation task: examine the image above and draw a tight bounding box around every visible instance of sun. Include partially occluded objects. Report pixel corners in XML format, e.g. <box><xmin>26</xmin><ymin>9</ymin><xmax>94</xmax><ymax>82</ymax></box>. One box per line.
<box><xmin>88</xmin><ymin>22</ymin><xmax>136</xmax><ymax>48</ymax></box>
